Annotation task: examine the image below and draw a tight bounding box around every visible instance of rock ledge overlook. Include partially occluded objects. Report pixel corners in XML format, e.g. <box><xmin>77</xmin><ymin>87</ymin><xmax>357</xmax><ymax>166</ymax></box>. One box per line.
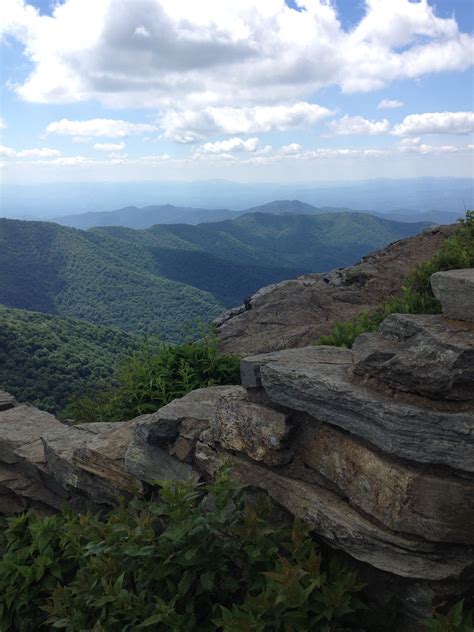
<box><xmin>1</xmin><ymin>267</ymin><xmax>473</xmax><ymax>623</ymax></box>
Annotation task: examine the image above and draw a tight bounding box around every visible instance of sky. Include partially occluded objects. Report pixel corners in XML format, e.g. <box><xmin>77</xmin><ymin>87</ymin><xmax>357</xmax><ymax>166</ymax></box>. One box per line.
<box><xmin>0</xmin><ymin>0</ymin><xmax>473</xmax><ymax>184</ymax></box>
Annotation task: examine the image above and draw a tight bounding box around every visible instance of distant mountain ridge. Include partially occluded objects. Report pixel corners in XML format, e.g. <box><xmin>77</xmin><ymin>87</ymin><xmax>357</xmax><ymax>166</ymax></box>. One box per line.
<box><xmin>0</xmin><ymin>212</ymin><xmax>429</xmax><ymax>340</ymax></box>
<box><xmin>52</xmin><ymin>199</ymin><xmax>455</xmax><ymax>230</ymax></box>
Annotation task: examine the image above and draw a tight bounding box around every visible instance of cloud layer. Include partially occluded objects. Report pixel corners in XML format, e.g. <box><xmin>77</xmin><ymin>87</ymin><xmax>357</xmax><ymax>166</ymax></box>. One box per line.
<box><xmin>3</xmin><ymin>0</ymin><xmax>472</xmax><ymax>111</ymax></box>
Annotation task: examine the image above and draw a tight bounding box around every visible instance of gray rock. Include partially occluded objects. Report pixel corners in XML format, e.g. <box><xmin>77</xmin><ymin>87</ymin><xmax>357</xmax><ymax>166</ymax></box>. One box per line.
<box><xmin>352</xmin><ymin>314</ymin><xmax>474</xmax><ymax>400</ymax></box>
<box><xmin>125</xmin><ymin>433</ymin><xmax>197</xmax><ymax>484</ymax></box>
<box><xmin>0</xmin><ymin>405</ymin><xmax>64</xmax><ymax>464</ymax></box>
<box><xmin>215</xmin><ymin>226</ymin><xmax>454</xmax><ymax>356</ymax></box>
<box><xmin>42</xmin><ymin>423</ymin><xmax>137</xmax><ymax>506</ymax></box>
<box><xmin>431</xmin><ymin>268</ymin><xmax>474</xmax><ymax>323</ymax></box>
<box><xmin>134</xmin><ymin>386</ymin><xmax>239</xmax><ymax>445</ymax></box>
<box><xmin>241</xmin><ymin>346</ymin><xmax>350</xmax><ymax>389</ymax></box>
<box><xmin>258</xmin><ymin>347</ymin><xmax>474</xmax><ymax>472</ymax></box>
<box><xmin>0</xmin><ymin>463</ymin><xmax>64</xmax><ymax>511</ymax></box>
<box><xmin>195</xmin><ymin>443</ymin><xmax>474</xmax><ymax>581</ymax></box>
<box><xmin>0</xmin><ymin>392</ymin><xmax>17</xmax><ymax>411</ymax></box>
<box><xmin>212</xmin><ymin>386</ymin><xmax>294</xmax><ymax>465</ymax></box>
<box><xmin>297</xmin><ymin>421</ymin><xmax>474</xmax><ymax>544</ymax></box>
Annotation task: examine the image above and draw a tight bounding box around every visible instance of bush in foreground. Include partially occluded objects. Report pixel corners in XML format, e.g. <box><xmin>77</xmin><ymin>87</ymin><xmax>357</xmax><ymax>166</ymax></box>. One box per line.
<box><xmin>0</xmin><ymin>468</ymin><xmax>367</xmax><ymax>631</ymax></box>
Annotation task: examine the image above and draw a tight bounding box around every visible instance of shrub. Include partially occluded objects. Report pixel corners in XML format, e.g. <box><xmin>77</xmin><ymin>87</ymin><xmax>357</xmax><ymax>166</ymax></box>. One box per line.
<box><xmin>319</xmin><ymin>211</ymin><xmax>474</xmax><ymax>348</ymax></box>
<box><xmin>424</xmin><ymin>600</ymin><xmax>473</xmax><ymax>632</ymax></box>
<box><xmin>0</xmin><ymin>468</ymin><xmax>366</xmax><ymax>631</ymax></box>
<box><xmin>63</xmin><ymin>331</ymin><xmax>240</xmax><ymax>422</ymax></box>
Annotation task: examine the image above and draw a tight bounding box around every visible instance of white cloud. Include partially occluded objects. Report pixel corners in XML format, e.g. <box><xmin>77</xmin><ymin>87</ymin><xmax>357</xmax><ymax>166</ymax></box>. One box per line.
<box><xmin>46</xmin><ymin>118</ymin><xmax>159</xmax><ymax>138</ymax></box>
<box><xmin>280</xmin><ymin>143</ymin><xmax>303</xmax><ymax>155</ymax></box>
<box><xmin>94</xmin><ymin>142</ymin><xmax>126</xmax><ymax>151</ymax></box>
<box><xmin>392</xmin><ymin>112</ymin><xmax>474</xmax><ymax>136</ymax></box>
<box><xmin>398</xmin><ymin>136</ymin><xmax>459</xmax><ymax>154</ymax></box>
<box><xmin>0</xmin><ymin>145</ymin><xmax>61</xmax><ymax>158</ymax></box>
<box><xmin>0</xmin><ymin>118</ymin><xmax>6</xmax><ymax>129</ymax></box>
<box><xmin>0</xmin><ymin>145</ymin><xmax>16</xmax><ymax>157</ymax></box>
<box><xmin>162</xmin><ymin>103</ymin><xmax>334</xmax><ymax>142</ymax></box>
<box><xmin>378</xmin><ymin>99</ymin><xmax>404</xmax><ymax>110</ymax></box>
<box><xmin>1</xmin><ymin>0</ymin><xmax>471</xmax><ymax>111</ymax></box>
<box><xmin>329</xmin><ymin>115</ymin><xmax>390</xmax><ymax>135</ymax></box>
<box><xmin>196</xmin><ymin>137</ymin><xmax>259</xmax><ymax>154</ymax></box>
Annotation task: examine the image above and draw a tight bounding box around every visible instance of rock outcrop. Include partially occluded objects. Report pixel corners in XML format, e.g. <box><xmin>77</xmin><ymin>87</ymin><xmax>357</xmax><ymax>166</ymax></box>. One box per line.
<box><xmin>215</xmin><ymin>225</ymin><xmax>454</xmax><ymax>356</ymax></box>
<box><xmin>1</xmin><ymin>267</ymin><xmax>473</xmax><ymax>623</ymax></box>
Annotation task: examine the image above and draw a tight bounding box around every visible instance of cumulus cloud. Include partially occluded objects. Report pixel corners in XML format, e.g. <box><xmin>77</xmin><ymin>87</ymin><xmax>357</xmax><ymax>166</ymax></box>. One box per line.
<box><xmin>161</xmin><ymin>103</ymin><xmax>334</xmax><ymax>142</ymax></box>
<box><xmin>378</xmin><ymin>99</ymin><xmax>404</xmax><ymax>109</ymax></box>
<box><xmin>196</xmin><ymin>137</ymin><xmax>260</xmax><ymax>154</ymax></box>
<box><xmin>2</xmin><ymin>0</ymin><xmax>472</xmax><ymax>110</ymax></box>
<box><xmin>329</xmin><ymin>115</ymin><xmax>390</xmax><ymax>135</ymax></box>
<box><xmin>392</xmin><ymin>112</ymin><xmax>474</xmax><ymax>136</ymax></box>
<box><xmin>0</xmin><ymin>145</ymin><xmax>61</xmax><ymax>158</ymax></box>
<box><xmin>94</xmin><ymin>141</ymin><xmax>126</xmax><ymax>151</ymax></box>
<box><xmin>398</xmin><ymin>136</ymin><xmax>459</xmax><ymax>154</ymax></box>
<box><xmin>46</xmin><ymin>119</ymin><xmax>159</xmax><ymax>138</ymax></box>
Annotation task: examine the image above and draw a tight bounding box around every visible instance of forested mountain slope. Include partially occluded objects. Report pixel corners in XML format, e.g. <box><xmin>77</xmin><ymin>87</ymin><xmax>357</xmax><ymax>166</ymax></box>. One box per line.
<box><xmin>0</xmin><ymin>304</ymin><xmax>139</xmax><ymax>412</ymax></box>
<box><xmin>0</xmin><ymin>213</ymin><xmax>428</xmax><ymax>339</ymax></box>
<box><xmin>0</xmin><ymin>219</ymin><xmax>223</xmax><ymax>340</ymax></box>
<box><xmin>94</xmin><ymin>212</ymin><xmax>428</xmax><ymax>302</ymax></box>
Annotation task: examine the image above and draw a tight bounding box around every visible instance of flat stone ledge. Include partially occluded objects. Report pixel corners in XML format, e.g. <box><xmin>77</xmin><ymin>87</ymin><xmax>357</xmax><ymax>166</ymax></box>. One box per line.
<box><xmin>431</xmin><ymin>268</ymin><xmax>474</xmax><ymax>323</ymax></box>
<box><xmin>259</xmin><ymin>349</ymin><xmax>474</xmax><ymax>472</ymax></box>
<box><xmin>241</xmin><ymin>346</ymin><xmax>351</xmax><ymax>389</ymax></box>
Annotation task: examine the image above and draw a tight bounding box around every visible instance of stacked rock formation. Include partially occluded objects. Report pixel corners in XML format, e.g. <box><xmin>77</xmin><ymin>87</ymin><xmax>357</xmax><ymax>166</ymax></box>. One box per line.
<box><xmin>1</xmin><ymin>268</ymin><xmax>473</xmax><ymax>621</ymax></box>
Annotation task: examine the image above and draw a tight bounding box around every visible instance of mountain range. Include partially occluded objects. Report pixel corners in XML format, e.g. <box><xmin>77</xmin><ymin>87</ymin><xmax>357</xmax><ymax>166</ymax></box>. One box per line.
<box><xmin>52</xmin><ymin>199</ymin><xmax>457</xmax><ymax>231</ymax></box>
<box><xmin>0</xmin><ymin>212</ymin><xmax>428</xmax><ymax>340</ymax></box>
<box><xmin>1</xmin><ymin>177</ymin><xmax>471</xmax><ymax>219</ymax></box>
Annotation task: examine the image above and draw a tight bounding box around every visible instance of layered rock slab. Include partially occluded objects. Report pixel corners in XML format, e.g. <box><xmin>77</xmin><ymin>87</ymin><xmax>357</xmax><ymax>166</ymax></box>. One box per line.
<box><xmin>431</xmin><ymin>268</ymin><xmax>474</xmax><ymax>323</ymax></box>
<box><xmin>195</xmin><ymin>442</ymin><xmax>474</xmax><ymax>582</ymax></box>
<box><xmin>296</xmin><ymin>421</ymin><xmax>474</xmax><ymax>544</ymax></box>
<box><xmin>255</xmin><ymin>346</ymin><xmax>474</xmax><ymax>472</ymax></box>
<box><xmin>352</xmin><ymin>313</ymin><xmax>474</xmax><ymax>400</ymax></box>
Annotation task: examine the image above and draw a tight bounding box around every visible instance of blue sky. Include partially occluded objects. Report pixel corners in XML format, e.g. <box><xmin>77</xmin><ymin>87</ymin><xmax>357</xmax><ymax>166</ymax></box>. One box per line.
<box><xmin>1</xmin><ymin>0</ymin><xmax>473</xmax><ymax>184</ymax></box>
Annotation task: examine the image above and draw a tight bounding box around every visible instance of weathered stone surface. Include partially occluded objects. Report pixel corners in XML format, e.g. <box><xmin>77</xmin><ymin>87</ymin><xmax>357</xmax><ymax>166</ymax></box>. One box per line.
<box><xmin>72</xmin><ymin>421</ymin><xmax>141</xmax><ymax>494</ymax></box>
<box><xmin>125</xmin><ymin>433</ymin><xmax>197</xmax><ymax>484</ymax></box>
<box><xmin>42</xmin><ymin>422</ymin><xmax>139</xmax><ymax>505</ymax></box>
<box><xmin>297</xmin><ymin>421</ymin><xmax>474</xmax><ymax>544</ymax></box>
<box><xmin>215</xmin><ymin>226</ymin><xmax>454</xmax><ymax>356</ymax></box>
<box><xmin>0</xmin><ymin>463</ymin><xmax>63</xmax><ymax>510</ymax></box>
<box><xmin>212</xmin><ymin>386</ymin><xmax>294</xmax><ymax>465</ymax></box>
<box><xmin>195</xmin><ymin>442</ymin><xmax>474</xmax><ymax>581</ymax></box>
<box><xmin>241</xmin><ymin>346</ymin><xmax>349</xmax><ymax>389</ymax></box>
<box><xmin>352</xmin><ymin>314</ymin><xmax>474</xmax><ymax>400</ymax></box>
<box><xmin>0</xmin><ymin>391</ymin><xmax>16</xmax><ymax>411</ymax></box>
<box><xmin>0</xmin><ymin>405</ymin><xmax>63</xmax><ymax>464</ymax></box>
<box><xmin>258</xmin><ymin>347</ymin><xmax>474</xmax><ymax>472</ymax></box>
<box><xmin>431</xmin><ymin>268</ymin><xmax>474</xmax><ymax>323</ymax></box>
<box><xmin>135</xmin><ymin>386</ymin><xmax>239</xmax><ymax>446</ymax></box>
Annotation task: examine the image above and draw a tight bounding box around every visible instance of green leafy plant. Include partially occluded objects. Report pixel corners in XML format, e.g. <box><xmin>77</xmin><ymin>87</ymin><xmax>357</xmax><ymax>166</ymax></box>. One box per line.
<box><xmin>319</xmin><ymin>211</ymin><xmax>474</xmax><ymax>348</ymax></box>
<box><xmin>63</xmin><ymin>330</ymin><xmax>241</xmax><ymax>422</ymax></box>
<box><xmin>0</xmin><ymin>468</ymin><xmax>366</xmax><ymax>631</ymax></box>
<box><xmin>424</xmin><ymin>600</ymin><xmax>473</xmax><ymax>632</ymax></box>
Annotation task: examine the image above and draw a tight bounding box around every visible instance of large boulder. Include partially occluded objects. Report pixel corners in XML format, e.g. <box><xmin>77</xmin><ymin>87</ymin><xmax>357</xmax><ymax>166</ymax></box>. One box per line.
<box><xmin>431</xmin><ymin>268</ymin><xmax>474</xmax><ymax>323</ymax></box>
<box><xmin>352</xmin><ymin>313</ymin><xmax>474</xmax><ymax>400</ymax></box>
